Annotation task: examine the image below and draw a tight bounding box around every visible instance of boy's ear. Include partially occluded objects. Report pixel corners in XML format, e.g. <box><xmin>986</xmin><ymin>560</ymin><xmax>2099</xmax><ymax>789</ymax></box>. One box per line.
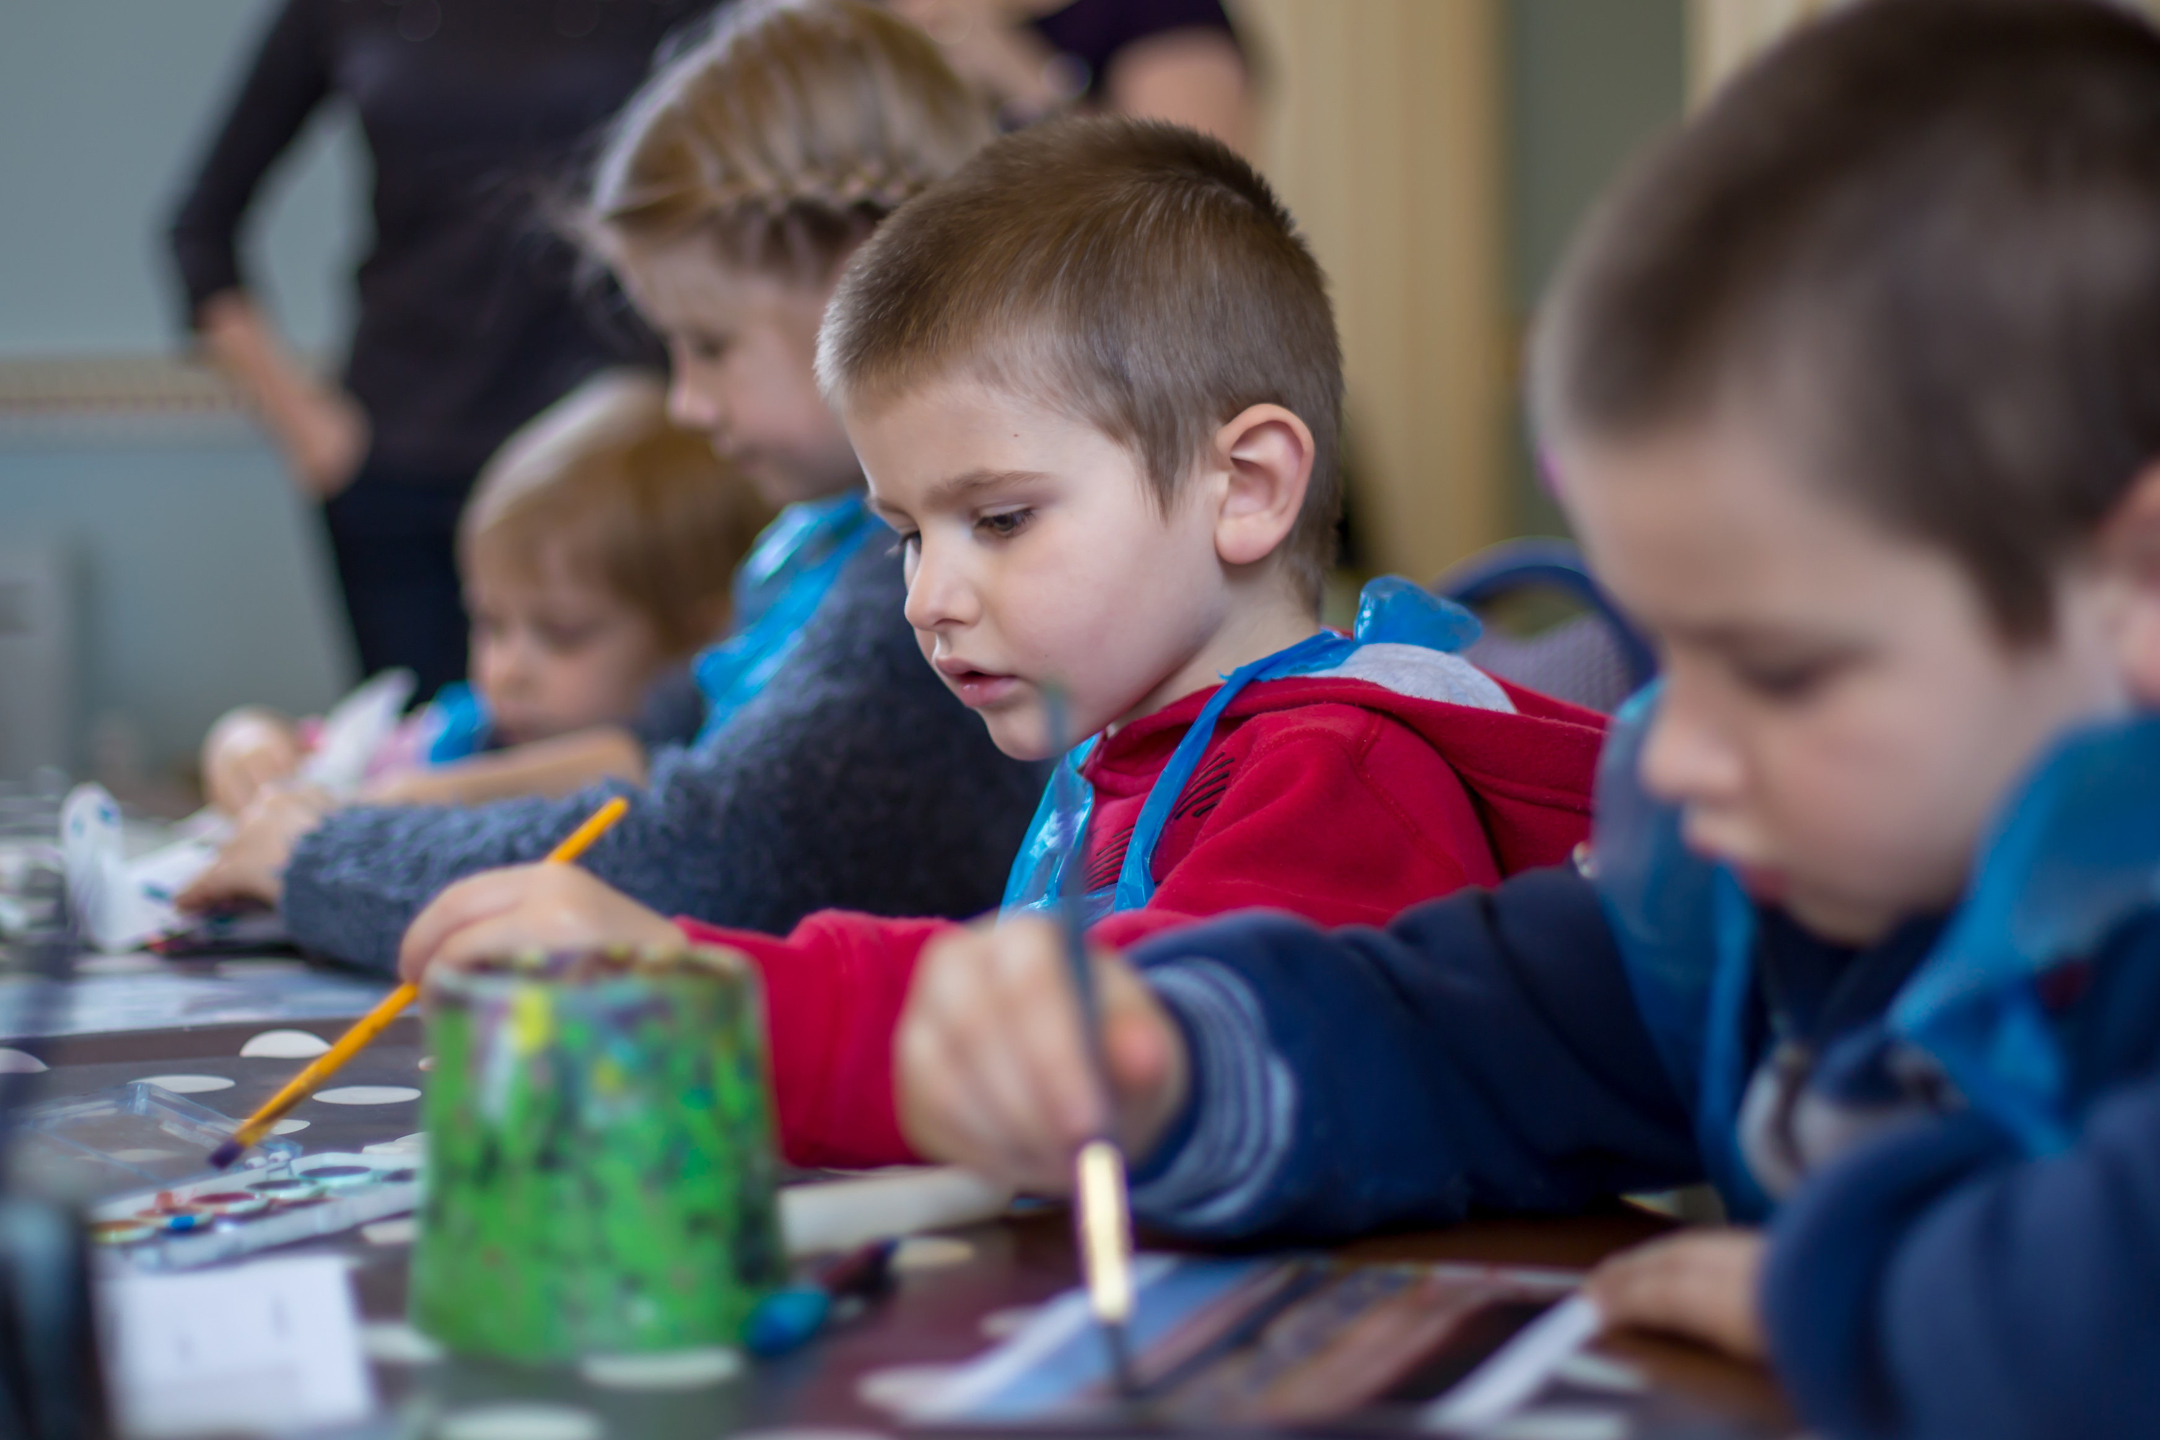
<box><xmin>2099</xmin><ymin>459</ymin><xmax>2160</xmax><ymax>705</ymax></box>
<box><xmin>1209</xmin><ymin>403</ymin><xmax>1315</xmax><ymax>569</ymax></box>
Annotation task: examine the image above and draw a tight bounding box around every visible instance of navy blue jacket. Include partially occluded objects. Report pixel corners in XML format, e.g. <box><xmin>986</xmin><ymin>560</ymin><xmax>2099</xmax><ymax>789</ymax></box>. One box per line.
<box><xmin>1127</xmin><ymin>866</ymin><xmax>2160</xmax><ymax>1439</ymax></box>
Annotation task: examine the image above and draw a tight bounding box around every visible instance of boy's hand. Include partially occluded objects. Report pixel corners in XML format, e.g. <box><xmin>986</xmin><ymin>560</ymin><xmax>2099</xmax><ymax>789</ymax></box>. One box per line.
<box><xmin>201</xmin><ymin>707</ymin><xmax>303</xmax><ymax>815</ymax></box>
<box><xmin>397</xmin><ymin>865</ymin><xmax>681</xmax><ymax>985</ymax></box>
<box><xmin>897</xmin><ymin>916</ymin><xmax>1190</xmax><ymax>1193</ymax></box>
<box><xmin>175</xmin><ymin>784</ymin><xmax>337</xmax><ymax>910</ymax></box>
<box><xmin>1587</xmin><ymin>1227</ymin><xmax>1768</xmax><ymax>1361</ymax></box>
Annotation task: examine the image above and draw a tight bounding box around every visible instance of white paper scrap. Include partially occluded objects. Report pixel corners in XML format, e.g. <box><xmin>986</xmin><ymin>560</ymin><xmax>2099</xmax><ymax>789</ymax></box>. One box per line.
<box><xmin>99</xmin><ymin>1254</ymin><xmax>374</xmax><ymax>1438</ymax></box>
<box><xmin>780</xmin><ymin>1165</ymin><xmax>1013</xmax><ymax>1256</ymax></box>
<box><xmin>1420</xmin><ymin>1293</ymin><xmax>1601</xmax><ymax>1433</ymax></box>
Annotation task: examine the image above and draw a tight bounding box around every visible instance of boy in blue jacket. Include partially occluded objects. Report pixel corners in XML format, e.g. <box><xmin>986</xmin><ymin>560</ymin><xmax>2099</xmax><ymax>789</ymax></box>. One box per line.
<box><xmin>892</xmin><ymin>3</ymin><xmax>2160</xmax><ymax>1436</ymax></box>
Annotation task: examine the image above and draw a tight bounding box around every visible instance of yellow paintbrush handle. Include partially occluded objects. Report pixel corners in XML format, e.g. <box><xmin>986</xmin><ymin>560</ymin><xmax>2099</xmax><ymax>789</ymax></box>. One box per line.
<box><xmin>222</xmin><ymin>794</ymin><xmax>632</xmax><ymax>1156</ymax></box>
<box><xmin>543</xmin><ymin>795</ymin><xmax>629</xmax><ymax>865</ymax></box>
<box><xmin>228</xmin><ymin>981</ymin><xmax>417</xmax><ymax>1150</ymax></box>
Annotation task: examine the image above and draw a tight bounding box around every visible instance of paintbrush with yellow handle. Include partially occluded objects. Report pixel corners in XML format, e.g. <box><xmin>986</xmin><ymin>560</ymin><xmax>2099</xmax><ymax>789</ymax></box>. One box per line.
<box><xmin>207</xmin><ymin>794</ymin><xmax>631</xmax><ymax>1169</ymax></box>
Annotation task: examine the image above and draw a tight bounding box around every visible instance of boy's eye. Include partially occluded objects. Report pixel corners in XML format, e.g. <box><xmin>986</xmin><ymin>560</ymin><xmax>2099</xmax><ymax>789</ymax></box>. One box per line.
<box><xmin>1731</xmin><ymin>658</ymin><xmax>1834</xmax><ymax>701</ymax></box>
<box><xmin>676</xmin><ymin>331</ymin><xmax>729</xmax><ymax>364</ymax></box>
<box><xmin>536</xmin><ymin>622</ymin><xmax>602</xmax><ymax>652</ymax></box>
<box><xmin>975</xmin><ymin>508</ymin><xmax>1033</xmax><ymax>540</ymax></box>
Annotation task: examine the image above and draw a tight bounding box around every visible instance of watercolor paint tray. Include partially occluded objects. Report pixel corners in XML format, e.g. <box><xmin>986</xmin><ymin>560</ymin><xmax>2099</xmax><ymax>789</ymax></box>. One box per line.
<box><xmin>88</xmin><ymin>1150</ymin><xmax>421</xmax><ymax>1271</ymax></box>
<box><xmin>906</xmin><ymin>1255</ymin><xmax>1589</xmax><ymax>1433</ymax></box>
<box><xmin>8</xmin><ymin>1081</ymin><xmax>302</xmax><ymax>1197</ymax></box>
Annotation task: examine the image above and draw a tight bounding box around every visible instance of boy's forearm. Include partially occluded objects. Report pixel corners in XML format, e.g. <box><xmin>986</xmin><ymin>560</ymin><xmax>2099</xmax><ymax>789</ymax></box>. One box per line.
<box><xmin>383</xmin><ymin>727</ymin><xmax>649</xmax><ymax>806</ymax></box>
<box><xmin>1126</xmin><ymin>867</ymin><xmax>1701</xmax><ymax>1242</ymax></box>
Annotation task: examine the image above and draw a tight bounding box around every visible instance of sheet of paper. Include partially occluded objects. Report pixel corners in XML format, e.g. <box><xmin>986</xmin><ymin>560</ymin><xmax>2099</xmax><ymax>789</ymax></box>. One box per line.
<box><xmin>99</xmin><ymin>1254</ymin><xmax>375</xmax><ymax>1438</ymax></box>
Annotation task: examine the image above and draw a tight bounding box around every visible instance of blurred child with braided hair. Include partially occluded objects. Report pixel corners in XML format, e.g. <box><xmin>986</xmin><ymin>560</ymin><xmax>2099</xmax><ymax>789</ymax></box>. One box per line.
<box><xmin>180</xmin><ymin>0</ymin><xmax>1048</xmax><ymax>969</ymax></box>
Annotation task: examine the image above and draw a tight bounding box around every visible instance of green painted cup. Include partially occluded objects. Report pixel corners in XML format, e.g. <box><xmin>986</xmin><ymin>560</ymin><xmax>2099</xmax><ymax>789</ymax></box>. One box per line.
<box><xmin>410</xmin><ymin>946</ymin><xmax>785</xmax><ymax>1362</ymax></box>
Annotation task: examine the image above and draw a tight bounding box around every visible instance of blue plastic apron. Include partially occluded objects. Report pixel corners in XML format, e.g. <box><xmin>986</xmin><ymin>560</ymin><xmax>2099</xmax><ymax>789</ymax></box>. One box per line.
<box><xmin>692</xmin><ymin>491</ymin><xmax>879</xmax><ymax>744</ymax></box>
<box><xmin>1595</xmin><ymin>691</ymin><xmax>2160</xmax><ymax>1217</ymax></box>
<box><xmin>423</xmin><ymin>681</ymin><xmax>494</xmax><ymax>765</ymax></box>
<box><xmin>1000</xmin><ymin>576</ymin><xmax>1482</xmax><ymax>923</ymax></box>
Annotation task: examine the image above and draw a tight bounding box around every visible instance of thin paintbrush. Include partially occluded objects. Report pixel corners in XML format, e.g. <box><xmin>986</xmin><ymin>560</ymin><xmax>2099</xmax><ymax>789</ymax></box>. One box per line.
<box><xmin>207</xmin><ymin>794</ymin><xmax>631</xmax><ymax>1169</ymax></box>
<box><xmin>1043</xmin><ymin>688</ymin><xmax>1140</xmax><ymax>1396</ymax></box>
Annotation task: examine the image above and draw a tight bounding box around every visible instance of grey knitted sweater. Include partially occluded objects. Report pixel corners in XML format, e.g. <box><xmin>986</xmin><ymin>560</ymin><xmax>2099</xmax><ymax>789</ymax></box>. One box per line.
<box><xmin>282</xmin><ymin>543</ymin><xmax>1047</xmax><ymax>972</ymax></box>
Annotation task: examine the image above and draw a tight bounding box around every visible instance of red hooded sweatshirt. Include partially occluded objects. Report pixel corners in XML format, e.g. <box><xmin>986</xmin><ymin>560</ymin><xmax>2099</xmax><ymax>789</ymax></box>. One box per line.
<box><xmin>679</xmin><ymin>653</ymin><xmax>1606</xmax><ymax>1167</ymax></box>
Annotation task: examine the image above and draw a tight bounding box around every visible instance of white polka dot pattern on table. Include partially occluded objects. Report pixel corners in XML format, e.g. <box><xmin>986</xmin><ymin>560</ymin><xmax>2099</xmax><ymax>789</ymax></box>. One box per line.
<box><xmin>133</xmin><ymin>1074</ymin><xmax>234</xmax><ymax>1094</ymax></box>
<box><xmin>856</xmin><ymin>1364</ymin><xmax>965</xmax><ymax>1416</ymax></box>
<box><xmin>578</xmin><ymin>1346</ymin><xmax>744</xmax><ymax>1390</ymax></box>
<box><xmin>362</xmin><ymin>1217</ymin><xmax>417</xmax><ymax>1247</ymax></box>
<box><xmin>362</xmin><ymin>1132</ymin><xmax>425</xmax><ymax>1156</ymax></box>
<box><xmin>0</xmin><ymin>1048</ymin><xmax>46</xmax><ymax>1074</ymax></box>
<box><xmin>435</xmin><ymin>1402</ymin><xmax>602</xmax><ymax>1440</ymax></box>
<box><xmin>269</xmin><ymin>1118</ymin><xmax>309</xmax><ymax>1134</ymax></box>
<box><xmin>240</xmin><ymin>1029</ymin><xmax>332</xmax><ymax>1059</ymax></box>
<box><xmin>359</xmin><ymin>1320</ymin><xmax>443</xmax><ymax>1366</ymax></box>
<box><xmin>312</xmin><ymin>1085</ymin><xmax>421</xmax><ymax>1105</ymax></box>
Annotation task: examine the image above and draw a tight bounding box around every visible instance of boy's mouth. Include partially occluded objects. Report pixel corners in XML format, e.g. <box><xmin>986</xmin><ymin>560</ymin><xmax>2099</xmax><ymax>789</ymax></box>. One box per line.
<box><xmin>933</xmin><ymin>657</ymin><xmax>1023</xmax><ymax>708</ymax></box>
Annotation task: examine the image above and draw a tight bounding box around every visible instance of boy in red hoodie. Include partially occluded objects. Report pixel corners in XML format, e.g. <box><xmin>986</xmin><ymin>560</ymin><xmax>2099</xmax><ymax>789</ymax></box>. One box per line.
<box><xmin>396</xmin><ymin>117</ymin><xmax>1605</xmax><ymax>1167</ymax></box>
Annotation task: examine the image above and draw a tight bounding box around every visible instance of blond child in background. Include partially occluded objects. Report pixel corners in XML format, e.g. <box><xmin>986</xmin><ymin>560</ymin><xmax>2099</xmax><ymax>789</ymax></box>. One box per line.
<box><xmin>178</xmin><ymin>0</ymin><xmax>1048</xmax><ymax>975</ymax></box>
<box><xmin>201</xmin><ymin>371</ymin><xmax>770</xmax><ymax>814</ymax></box>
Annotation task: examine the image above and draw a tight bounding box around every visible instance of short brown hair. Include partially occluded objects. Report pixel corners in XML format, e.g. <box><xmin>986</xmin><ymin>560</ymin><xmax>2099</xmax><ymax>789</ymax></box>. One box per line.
<box><xmin>586</xmin><ymin>0</ymin><xmax>991</xmax><ymax>281</ymax></box>
<box><xmin>818</xmin><ymin>117</ymin><xmax>1344</xmax><ymax>603</ymax></box>
<box><xmin>462</xmin><ymin>372</ymin><xmax>773</xmax><ymax>657</ymax></box>
<box><xmin>1532</xmin><ymin>0</ymin><xmax>2160</xmax><ymax>641</ymax></box>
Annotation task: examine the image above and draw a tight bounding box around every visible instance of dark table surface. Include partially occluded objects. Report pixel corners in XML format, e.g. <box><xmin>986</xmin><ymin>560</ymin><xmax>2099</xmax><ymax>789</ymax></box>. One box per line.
<box><xmin>7</xmin><ymin>975</ymin><xmax>1799</xmax><ymax>1439</ymax></box>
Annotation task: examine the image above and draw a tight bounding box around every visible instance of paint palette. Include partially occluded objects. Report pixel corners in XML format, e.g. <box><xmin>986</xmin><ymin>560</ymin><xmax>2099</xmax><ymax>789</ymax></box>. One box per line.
<box><xmin>88</xmin><ymin>1152</ymin><xmax>422</xmax><ymax>1271</ymax></box>
<box><xmin>6</xmin><ymin>1080</ymin><xmax>301</xmax><ymax>1196</ymax></box>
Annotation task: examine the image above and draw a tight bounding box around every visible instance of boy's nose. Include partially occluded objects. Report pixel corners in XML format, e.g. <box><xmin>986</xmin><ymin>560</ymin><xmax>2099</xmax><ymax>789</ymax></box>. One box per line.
<box><xmin>477</xmin><ymin>637</ymin><xmax>536</xmax><ymax>699</ymax></box>
<box><xmin>902</xmin><ymin>541</ymin><xmax>979</xmax><ymax>633</ymax></box>
<box><xmin>1638</xmin><ymin>686</ymin><xmax>1744</xmax><ymax>809</ymax></box>
<box><xmin>666</xmin><ymin>371</ymin><xmax>725</xmax><ymax>437</ymax></box>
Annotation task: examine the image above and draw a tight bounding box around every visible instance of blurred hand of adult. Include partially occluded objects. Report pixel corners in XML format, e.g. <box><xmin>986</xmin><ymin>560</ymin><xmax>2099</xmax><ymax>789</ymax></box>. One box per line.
<box><xmin>197</xmin><ymin>291</ymin><xmax>370</xmax><ymax>500</ymax></box>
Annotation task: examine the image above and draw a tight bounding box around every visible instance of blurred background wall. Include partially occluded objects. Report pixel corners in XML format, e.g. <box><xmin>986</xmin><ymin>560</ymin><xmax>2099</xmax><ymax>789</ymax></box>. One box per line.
<box><xmin>0</xmin><ymin>0</ymin><xmax>1792</xmax><ymax>786</ymax></box>
<box><xmin>0</xmin><ymin>1</ymin><xmax>364</xmax><ymax>791</ymax></box>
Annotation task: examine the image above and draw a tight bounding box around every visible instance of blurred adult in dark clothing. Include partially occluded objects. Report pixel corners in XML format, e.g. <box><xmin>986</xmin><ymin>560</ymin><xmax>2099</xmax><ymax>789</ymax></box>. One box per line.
<box><xmin>890</xmin><ymin>0</ymin><xmax>1249</xmax><ymax>150</ymax></box>
<box><xmin>169</xmin><ymin>0</ymin><xmax>720</xmax><ymax>700</ymax></box>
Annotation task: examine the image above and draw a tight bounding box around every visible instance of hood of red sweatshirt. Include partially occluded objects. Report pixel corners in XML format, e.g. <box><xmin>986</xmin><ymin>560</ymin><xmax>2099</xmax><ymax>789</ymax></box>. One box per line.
<box><xmin>1088</xmin><ymin>668</ymin><xmax>1608</xmax><ymax>877</ymax></box>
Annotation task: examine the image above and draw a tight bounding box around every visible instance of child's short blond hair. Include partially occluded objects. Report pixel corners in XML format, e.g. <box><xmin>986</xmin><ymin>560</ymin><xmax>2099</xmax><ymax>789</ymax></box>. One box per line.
<box><xmin>816</xmin><ymin>118</ymin><xmax>1344</xmax><ymax>604</ymax></box>
<box><xmin>460</xmin><ymin>372</ymin><xmax>771</xmax><ymax>657</ymax></box>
